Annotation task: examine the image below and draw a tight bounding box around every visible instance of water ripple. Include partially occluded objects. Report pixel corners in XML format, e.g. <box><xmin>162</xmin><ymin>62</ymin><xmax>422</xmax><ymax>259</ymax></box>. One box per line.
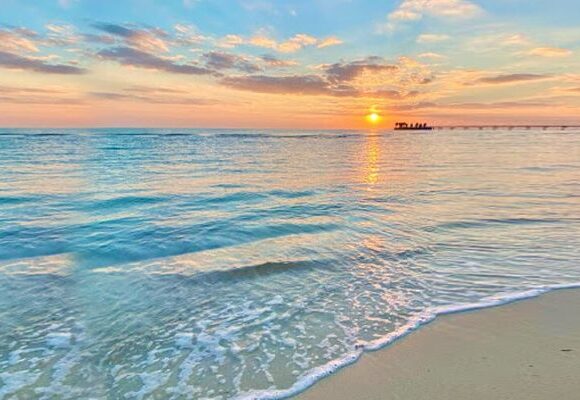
<box><xmin>0</xmin><ymin>129</ymin><xmax>579</xmax><ymax>399</ymax></box>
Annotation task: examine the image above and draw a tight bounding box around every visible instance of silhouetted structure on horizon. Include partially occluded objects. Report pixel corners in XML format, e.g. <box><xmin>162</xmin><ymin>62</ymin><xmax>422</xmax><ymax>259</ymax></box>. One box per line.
<box><xmin>394</xmin><ymin>122</ymin><xmax>433</xmax><ymax>131</ymax></box>
<box><xmin>433</xmin><ymin>124</ymin><xmax>580</xmax><ymax>130</ymax></box>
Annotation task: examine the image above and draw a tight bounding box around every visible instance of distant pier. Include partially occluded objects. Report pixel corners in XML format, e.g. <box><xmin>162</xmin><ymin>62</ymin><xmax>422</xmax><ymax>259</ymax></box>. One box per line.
<box><xmin>432</xmin><ymin>125</ymin><xmax>580</xmax><ymax>130</ymax></box>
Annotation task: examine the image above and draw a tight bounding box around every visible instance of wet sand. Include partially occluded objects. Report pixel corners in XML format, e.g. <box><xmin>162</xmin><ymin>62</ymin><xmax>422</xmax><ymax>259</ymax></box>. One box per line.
<box><xmin>298</xmin><ymin>289</ymin><xmax>580</xmax><ymax>400</ymax></box>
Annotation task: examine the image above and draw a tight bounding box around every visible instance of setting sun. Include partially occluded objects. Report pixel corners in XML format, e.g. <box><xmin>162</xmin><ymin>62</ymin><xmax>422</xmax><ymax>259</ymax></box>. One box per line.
<box><xmin>366</xmin><ymin>113</ymin><xmax>381</xmax><ymax>124</ymax></box>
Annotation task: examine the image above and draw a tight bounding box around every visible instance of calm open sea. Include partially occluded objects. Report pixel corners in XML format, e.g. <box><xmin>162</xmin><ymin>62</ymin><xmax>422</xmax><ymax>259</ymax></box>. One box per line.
<box><xmin>0</xmin><ymin>128</ymin><xmax>579</xmax><ymax>399</ymax></box>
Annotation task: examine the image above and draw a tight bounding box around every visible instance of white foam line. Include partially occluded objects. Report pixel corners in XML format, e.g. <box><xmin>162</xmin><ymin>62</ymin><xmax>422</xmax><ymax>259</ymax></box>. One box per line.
<box><xmin>232</xmin><ymin>282</ymin><xmax>580</xmax><ymax>400</ymax></box>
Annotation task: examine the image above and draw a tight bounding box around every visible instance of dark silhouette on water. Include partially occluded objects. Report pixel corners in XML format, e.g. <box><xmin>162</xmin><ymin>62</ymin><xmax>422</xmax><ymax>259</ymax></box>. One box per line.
<box><xmin>394</xmin><ymin>122</ymin><xmax>433</xmax><ymax>131</ymax></box>
<box><xmin>433</xmin><ymin>124</ymin><xmax>580</xmax><ymax>130</ymax></box>
<box><xmin>395</xmin><ymin>122</ymin><xmax>580</xmax><ymax>131</ymax></box>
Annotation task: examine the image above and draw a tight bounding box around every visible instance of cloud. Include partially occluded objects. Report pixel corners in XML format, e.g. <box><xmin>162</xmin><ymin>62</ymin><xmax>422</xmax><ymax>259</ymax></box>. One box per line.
<box><xmin>393</xmin><ymin>100</ymin><xmax>555</xmax><ymax>112</ymax></box>
<box><xmin>0</xmin><ymin>50</ymin><xmax>87</xmax><ymax>74</ymax></box>
<box><xmin>0</xmin><ymin>28</ymin><xmax>39</xmax><ymax>53</ymax></box>
<box><xmin>44</xmin><ymin>24</ymin><xmax>82</xmax><ymax>47</ymax></box>
<box><xmin>324</xmin><ymin>57</ymin><xmax>398</xmax><ymax>83</ymax></box>
<box><xmin>260</xmin><ymin>54</ymin><xmax>298</xmax><ymax>67</ymax></box>
<box><xmin>389</xmin><ymin>9</ymin><xmax>422</xmax><ymax>22</ymax></box>
<box><xmin>0</xmin><ymin>86</ymin><xmax>66</xmax><ymax>94</ymax></box>
<box><xmin>386</xmin><ymin>0</ymin><xmax>483</xmax><ymax>29</ymax></box>
<box><xmin>92</xmin><ymin>22</ymin><xmax>169</xmax><ymax>53</ymax></box>
<box><xmin>97</xmin><ymin>46</ymin><xmax>212</xmax><ymax>75</ymax></box>
<box><xmin>220</xmin><ymin>74</ymin><xmax>358</xmax><ymax>96</ymax></box>
<box><xmin>474</xmin><ymin>73</ymin><xmax>550</xmax><ymax>85</ymax></box>
<box><xmin>418</xmin><ymin>52</ymin><xmax>446</xmax><ymax>59</ymax></box>
<box><xmin>277</xmin><ymin>34</ymin><xmax>317</xmax><ymax>53</ymax></box>
<box><xmin>417</xmin><ymin>34</ymin><xmax>449</xmax><ymax>43</ymax></box>
<box><xmin>90</xmin><ymin>90</ymin><xmax>217</xmax><ymax>105</ymax></box>
<box><xmin>468</xmin><ymin>33</ymin><xmax>530</xmax><ymax>50</ymax></box>
<box><xmin>501</xmin><ymin>34</ymin><xmax>529</xmax><ymax>46</ymax></box>
<box><xmin>373</xmin><ymin>89</ymin><xmax>419</xmax><ymax>99</ymax></box>
<box><xmin>391</xmin><ymin>101</ymin><xmax>438</xmax><ymax>111</ymax></box>
<box><xmin>220</xmin><ymin>55</ymin><xmax>432</xmax><ymax>100</ymax></box>
<box><xmin>82</xmin><ymin>33</ymin><xmax>116</xmax><ymax>45</ymax></box>
<box><xmin>0</xmin><ymin>86</ymin><xmax>79</xmax><ymax>104</ymax></box>
<box><xmin>219</xmin><ymin>34</ymin><xmax>245</xmax><ymax>48</ymax></box>
<box><xmin>317</xmin><ymin>37</ymin><xmax>344</xmax><ymax>48</ymax></box>
<box><xmin>528</xmin><ymin>47</ymin><xmax>572</xmax><ymax>58</ymax></box>
<box><xmin>220</xmin><ymin>32</ymin><xmax>343</xmax><ymax>53</ymax></box>
<box><xmin>173</xmin><ymin>24</ymin><xmax>207</xmax><ymax>46</ymax></box>
<box><xmin>247</xmin><ymin>35</ymin><xmax>278</xmax><ymax>49</ymax></box>
<box><xmin>124</xmin><ymin>86</ymin><xmax>189</xmax><ymax>94</ymax></box>
<box><xmin>0</xmin><ymin>96</ymin><xmax>82</xmax><ymax>104</ymax></box>
<box><xmin>203</xmin><ymin>51</ymin><xmax>261</xmax><ymax>72</ymax></box>
<box><xmin>91</xmin><ymin>85</ymin><xmax>225</xmax><ymax>104</ymax></box>
<box><xmin>449</xmin><ymin>101</ymin><xmax>552</xmax><ymax>109</ymax></box>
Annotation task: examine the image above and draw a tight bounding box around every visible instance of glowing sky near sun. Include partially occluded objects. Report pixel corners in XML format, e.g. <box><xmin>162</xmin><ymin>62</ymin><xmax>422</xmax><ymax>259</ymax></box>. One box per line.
<box><xmin>0</xmin><ymin>0</ymin><xmax>579</xmax><ymax>128</ymax></box>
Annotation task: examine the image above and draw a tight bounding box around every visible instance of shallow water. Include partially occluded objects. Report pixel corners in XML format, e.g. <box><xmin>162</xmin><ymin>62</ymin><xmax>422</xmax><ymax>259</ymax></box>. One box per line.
<box><xmin>0</xmin><ymin>128</ymin><xmax>579</xmax><ymax>399</ymax></box>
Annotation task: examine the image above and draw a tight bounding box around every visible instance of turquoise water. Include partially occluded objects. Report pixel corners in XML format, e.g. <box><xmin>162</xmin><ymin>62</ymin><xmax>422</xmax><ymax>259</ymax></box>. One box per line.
<box><xmin>0</xmin><ymin>129</ymin><xmax>579</xmax><ymax>399</ymax></box>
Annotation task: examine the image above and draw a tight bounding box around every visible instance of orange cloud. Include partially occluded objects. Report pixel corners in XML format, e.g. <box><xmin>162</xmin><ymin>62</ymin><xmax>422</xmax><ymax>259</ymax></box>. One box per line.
<box><xmin>471</xmin><ymin>73</ymin><xmax>551</xmax><ymax>85</ymax></box>
<box><xmin>317</xmin><ymin>37</ymin><xmax>344</xmax><ymax>48</ymax></box>
<box><xmin>387</xmin><ymin>0</ymin><xmax>483</xmax><ymax>29</ymax></box>
<box><xmin>528</xmin><ymin>47</ymin><xmax>572</xmax><ymax>58</ymax></box>
<box><xmin>0</xmin><ymin>28</ymin><xmax>39</xmax><ymax>53</ymax></box>
<box><xmin>92</xmin><ymin>23</ymin><xmax>170</xmax><ymax>53</ymax></box>
<box><xmin>221</xmin><ymin>33</ymin><xmax>343</xmax><ymax>53</ymax></box>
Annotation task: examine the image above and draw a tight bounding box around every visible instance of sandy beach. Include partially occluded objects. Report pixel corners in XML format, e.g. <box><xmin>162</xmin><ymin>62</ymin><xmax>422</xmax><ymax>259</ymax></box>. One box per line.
<box><xmin>298</xmin><ymin>289</ymin><xmax>580</xmax><ymax>400</ymax></box>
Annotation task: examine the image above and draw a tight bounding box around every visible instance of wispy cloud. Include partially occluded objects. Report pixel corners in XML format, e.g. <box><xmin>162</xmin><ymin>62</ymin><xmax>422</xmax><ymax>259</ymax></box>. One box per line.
<box><xmin>418</xmin><ymin>52</ymin><xmax>446</xmax><ymax>59</ymax></box>
<box><xmin>473</xmin><ymin>73</ymin><xmax>550</xmax><ymax>85</ymax></box>
<box><xmin>0</xmin><ymin>51</ymin><xmax>86</xmax><ymax>74</ymax></box>
<box><xmin>97</xmin><ymin>46</ymin><xmax>212</xmax><ymax>75</ymax></box>
<box><xmin>386</xmin><ymin>0</ymin><xmax>483</xmax><ymax>30</ymax></box>
<box><xmin>203</xmin><ymin>51</ymin><xmax>261</xmax><ymax>72</ymax></box>
<box><xmin>260</xmin><ymin>54</ymin><xmax>298</xmax><ymax>68</ymax></box>
<box><xmin>417</xmin><ymin>34</ymin><xmax>450</xmax><ymax>43</ymax></box>
<box><xmin>173</xmin><ymin>24</ymin><xmax>207</xmax><ymax>46</ymax></box>
<box><xmin>92</xmin><ymin>23</ymin><xmax>169</xmax><ymax>53</ymax></box>
<box><xmin>221</xmin><ymin>74</ymin><xmax>356</xmax><ymax>96</ymax></box>
<box><xmin>0</xmin><ymin>85</ymin><xmax>81</xmax><ymax>104</ymax></box>
<box><xmin>0</xmin><ymin>28</ymin><xmax>40</xmax><ymax>53</ymax></box>
<box><xmin>528</xmin><ymin>47</ymin><xmax>572</xmax><ymax>58</ymax></box>
<box><xmin>317</xmin><ymin>37</ymin><xmax>343</xmax><ymax>48</ymax></box>
<box><xmin>324</xmin><ymin>57</ymin><xmax>398</xmax><ymax>83</ymax></box>
<box><xmin>90</xmin><ymin>87</ymin><xmax>217</xmax><ymax>105</ymax></box>
<box><xmin>219</xmin><ymin>32</ymin><xmax>342</xmax><ymax>53</ymax></box>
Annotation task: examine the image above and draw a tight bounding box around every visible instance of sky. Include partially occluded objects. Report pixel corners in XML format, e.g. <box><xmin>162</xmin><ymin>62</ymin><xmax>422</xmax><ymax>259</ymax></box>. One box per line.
<box><xmin>0</xmin><ymin>0</ymin><xmax>579</xmax><ymax>128</ymax></box>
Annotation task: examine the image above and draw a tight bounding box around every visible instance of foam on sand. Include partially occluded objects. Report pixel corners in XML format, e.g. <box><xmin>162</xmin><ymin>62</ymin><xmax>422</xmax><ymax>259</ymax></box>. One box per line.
<box><xmin>234</xmin><ymin>283</ymin><xmax>580</xmax><ymax>400</ymax></box>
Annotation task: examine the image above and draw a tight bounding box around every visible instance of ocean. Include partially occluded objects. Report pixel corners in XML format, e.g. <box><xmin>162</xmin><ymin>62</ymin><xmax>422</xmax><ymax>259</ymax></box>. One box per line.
<box><xmin>0</xmin><ymin>128</ymin><xmax>579</xmax><ymax>399</ymax></box>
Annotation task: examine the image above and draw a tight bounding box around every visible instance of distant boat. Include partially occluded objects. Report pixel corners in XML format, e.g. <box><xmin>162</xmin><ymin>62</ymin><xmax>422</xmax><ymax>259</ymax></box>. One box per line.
<box><xmin>394</xmin><ymin>122</ymin><xmax>433</xmax><ymax>131</ymax></box>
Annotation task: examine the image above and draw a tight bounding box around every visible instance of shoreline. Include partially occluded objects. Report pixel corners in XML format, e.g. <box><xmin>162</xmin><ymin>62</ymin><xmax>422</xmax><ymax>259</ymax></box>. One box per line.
<box><xmin>296</xmin><ymin>288</ymin><xmax>580</xmax><ymax>400</ymax></box>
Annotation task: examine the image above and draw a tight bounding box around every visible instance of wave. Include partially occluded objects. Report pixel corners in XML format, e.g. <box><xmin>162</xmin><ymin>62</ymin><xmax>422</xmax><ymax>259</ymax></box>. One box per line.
<box><xmin>78</xmin><ymin>195</ymin><xmax>168</xmax><ymax>211</ymax></box>
<box><xmin>0</xmin><ymin>253</ymin><xmax>74</xmax><ymax>277</ymax></box>
<box><xmin>0</xmin><ymin>196</ymin><xmax>39</xmax><ymax>205</ymax></box>
<box><xmin>174</xmin><ymin>259</ymin><xmax>333</xmax><ymax>284</ymax></box>
<box><xmin>233</xmin><ymin>282</ymin><xmax>580</xmax><ymax>400</ymax></box>
<box><xmin>426</xmin><ymin>217</ymin><xmax>570</xmax><ymax>232</ymax></box>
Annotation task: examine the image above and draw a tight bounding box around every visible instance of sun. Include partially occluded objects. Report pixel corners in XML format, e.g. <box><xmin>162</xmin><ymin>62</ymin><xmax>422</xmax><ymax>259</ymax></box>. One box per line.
<box><xmin>366</xmin><ymin>112</ymin><xmax>381</xmax><ymax>124</ymax></box>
